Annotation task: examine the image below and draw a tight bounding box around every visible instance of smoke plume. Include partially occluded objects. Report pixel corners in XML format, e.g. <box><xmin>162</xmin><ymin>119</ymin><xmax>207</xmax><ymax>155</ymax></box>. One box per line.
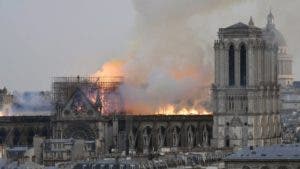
<box><xmin>111</xmin><ymin>0</ymin><xmax>242</xmax><ymax>114</ymax></box>
<box><xmin>94</xmin><ymin>0</ymin><xmax>300</xmax><ymax>115</ymax></box>
<box><xmin>3</xmin><ymin>91</ymin><xmax>52</xmax><ymax>116</ymax></box>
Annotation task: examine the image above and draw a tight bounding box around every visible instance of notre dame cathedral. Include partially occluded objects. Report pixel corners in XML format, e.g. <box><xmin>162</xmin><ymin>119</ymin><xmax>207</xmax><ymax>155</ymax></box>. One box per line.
<box><xmin>212</xmin><ymin>12</ymin><xmax>287</xmax><ymax>149</ymax></box>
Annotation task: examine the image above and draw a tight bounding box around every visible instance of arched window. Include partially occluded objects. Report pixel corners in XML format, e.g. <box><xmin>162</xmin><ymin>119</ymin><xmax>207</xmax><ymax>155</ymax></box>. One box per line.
<box><xmin>229</xmin><ymin>45</ymin><xmax>235</xmax><ymax>86</ymax></box>
<box><xmin>13</xmin><ymin>128</ymin><xmax>20</xmax><ymax>145</ymax></box>
<box><xmin>240</xmin><ymin>44</ymin><xmax>247</xmax><ymax>86</ymax></box>
<box><xmin>27</xmin><ymin>128</ymin><xmax>35</xmax><ymax>145</ymax></box>
<box><xmin>0</xmin><ymin>128</ymin><xmax>7</xmax><ymax>144</ymax></box>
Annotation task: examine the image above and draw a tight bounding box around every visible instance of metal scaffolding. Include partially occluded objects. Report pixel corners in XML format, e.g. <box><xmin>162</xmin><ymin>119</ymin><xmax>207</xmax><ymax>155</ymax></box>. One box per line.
<box><xmin>52</xmin><ymin>76</ymin><xmax>124</xmax><ymax>115</ymax></box>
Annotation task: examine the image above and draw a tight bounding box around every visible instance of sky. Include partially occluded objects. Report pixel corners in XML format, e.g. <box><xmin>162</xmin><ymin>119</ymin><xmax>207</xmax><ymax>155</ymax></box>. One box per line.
<box><xmin>0</xmin><ymin>0</ymin><xmax>300</xmax><ymax>91</ymax></box>
<box><xmin>0</xmin><ymin>0</ymin><xmax>135</xmax><ymax>91</ymax></box>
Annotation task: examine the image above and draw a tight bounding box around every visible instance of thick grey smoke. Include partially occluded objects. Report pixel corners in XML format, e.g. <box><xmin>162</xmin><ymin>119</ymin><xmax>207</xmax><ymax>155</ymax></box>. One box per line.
<box><xmin>8</xmin><ymin>91</ymin><xmax>52</xmax><ymax>116</ymax></box>
<box><xmin>117</xmin><ymin>0</ymin><xmax>300</xmax><ymax>114</ymax></box>
<box><xmin>119</xmin><ymin>0</ymin><xmax>243</xmax><ymax>114</ymax></box>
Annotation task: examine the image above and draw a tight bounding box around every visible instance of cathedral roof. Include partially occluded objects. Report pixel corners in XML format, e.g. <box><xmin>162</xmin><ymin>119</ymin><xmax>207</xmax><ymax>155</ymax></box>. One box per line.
<box><xmin>225</xmin><ymin>22</ymin><xmax>250</xmax><ymax>29</ymax></box>
<box><xmin>225</xmin><ymin>22</ymin><xmax>260</xmax><ymax>30</ymax></box>
<box><xmin>219</xmin><ymin>21</ymin><xmax>262</xmax><ymax>38</ymax></box>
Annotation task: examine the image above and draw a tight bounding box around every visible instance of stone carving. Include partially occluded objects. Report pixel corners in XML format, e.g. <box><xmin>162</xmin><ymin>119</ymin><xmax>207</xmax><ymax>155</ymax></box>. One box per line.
<box><xmin>128</xmin><ymin>130</ymin><xmax>136</xmax><ymax>149</ymax></box>
<box><xmin>230</xmin><ymin>117</ymin><xmax>243</xmax><ymax>127</ymax></box>
<box><xmin>187</xmin><ymin>126</ymin><xmax>194</xmax><ymax>147</ymax></box>
<box><xmin>203</xmin><ymin>125</ymin><xmax>209</xmax><ymax>147</ymax></box>
<box><xmin>142</xmin><ymin>128</ymin><xmax>150</xmax><ymax>148</ymax></box>
<box><xmin>157</xmin><ymin>127</ymin><xmax>165</xmax><ymax>148</ymax></box>
<box><xmin>172</xmin><ymin>127</ymin><xmax>179</xmax><ymax>147</ymax></box>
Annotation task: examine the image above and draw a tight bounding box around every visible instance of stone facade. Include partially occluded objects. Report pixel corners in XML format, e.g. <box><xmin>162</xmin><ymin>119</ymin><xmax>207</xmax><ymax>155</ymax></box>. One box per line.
<box><xmin>0</xmin><ymin>87</ymin><xmax>213</xmax><ymax>164</ymax></box>
<box><xmin>0</xmin><ymin>116</ymin><xmax>50</xmax><ymax>146</ymax></box>
<box><xmin>51</xmin><ymin>87</ymin><xmax>213</xmax><ymax>156</ymax></box>
<box><xmin>124</xmin><ymin>115</ymin><xmax>212</xmax><ymax>154</ymax></box>
<box><xmin>212</xmin><ymin>15</ymin><xmax>281</xmax><ymax>149</ymax></box>
<box><xmin>34</xmin><ymin>137</ymin><xmax>96</xmax><ymax>166</ymax></box>
<box><xmin>50</xmin><ymin>80</ymin><xmax>214</xmax><ymax>157</ymax></box>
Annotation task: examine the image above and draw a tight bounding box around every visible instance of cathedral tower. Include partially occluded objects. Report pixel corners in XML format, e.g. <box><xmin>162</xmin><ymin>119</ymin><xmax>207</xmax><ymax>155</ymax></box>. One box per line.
<box><xmin>212</xmin><ymin>17</ymin><xmax>281</xmax><ymax>149</ymax></box>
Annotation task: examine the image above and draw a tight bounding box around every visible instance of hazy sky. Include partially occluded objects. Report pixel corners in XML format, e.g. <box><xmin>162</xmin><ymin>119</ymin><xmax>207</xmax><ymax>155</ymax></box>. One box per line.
<box><xmin>0</xmin><ymin>0</ymin><xmax>299</xmax><ymax>91</ymax></box>
<box><xmin>0</xmin><ymin>0</ymin><xmax>135</xmax><ymax>91</ymax></box>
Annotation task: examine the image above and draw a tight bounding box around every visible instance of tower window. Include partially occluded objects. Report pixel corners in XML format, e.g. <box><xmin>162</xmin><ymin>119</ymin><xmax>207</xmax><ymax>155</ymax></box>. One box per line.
<box><xmin>229</xmin><ymin>45</ymin><xmax>235</xmax><ymax>86</ymax></box>
<box><xmin>240</xmin><ymin>44</ymin><xmax>247</xmax><ymax>86</ymax></box>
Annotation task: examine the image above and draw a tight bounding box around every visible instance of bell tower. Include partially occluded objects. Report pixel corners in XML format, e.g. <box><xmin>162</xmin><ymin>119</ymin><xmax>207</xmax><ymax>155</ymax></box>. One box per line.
<box><xmin>212</xmin><ymin>17</ymin><xmax>281</xmax><ymax>149</ymax></box>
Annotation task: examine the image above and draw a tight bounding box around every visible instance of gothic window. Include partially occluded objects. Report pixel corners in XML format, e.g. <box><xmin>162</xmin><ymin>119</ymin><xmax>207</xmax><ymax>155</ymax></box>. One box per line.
<box><xmin>0</xmin><ymin>128</ymin><xmax>7</xmax><ymax>144</ymax></box>
<box><xmin>229</xmin><ymin>45</ymin><xmax>235</xmax><ymax>86</ymax></box>
<box><xmin>240</xmin><ymin>44</ymin><xmax>247</xmax><ymax>86</ymax></box>
<box><xmin>41</xmin><ymin>127</ymin><xmax>48</xmax><ymax>137</ymax></box>
<box><xmin>13</xmin><ymin>128</ymin><xmax>20</xmax><ymax>145</ymax></box>
<box><xmin>27</xmin><ymin>128</ymin><xmax>35</xmax><ymax>145</ymax></box>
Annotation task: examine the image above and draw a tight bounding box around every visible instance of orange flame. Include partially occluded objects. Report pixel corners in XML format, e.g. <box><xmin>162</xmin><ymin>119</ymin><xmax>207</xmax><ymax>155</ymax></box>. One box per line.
<box><xmin>155</xmin><ymin>104</ymin><xmax>211</xmax><ymax>115</ymax></box>
<box><xmin>93</xmin><ymin>59</ymin><xmax>125</xmax><ymax>78</ymax></box>
<box><xmin>93</xmin><ymin>59</ymin><xmax>212</xmax><ymax>116</ymax></box>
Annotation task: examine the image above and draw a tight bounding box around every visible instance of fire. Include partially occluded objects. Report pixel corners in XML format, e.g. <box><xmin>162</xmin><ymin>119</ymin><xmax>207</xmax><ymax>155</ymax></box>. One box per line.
<box><xmin>92</xmin><ymin>59</ymin><xmax>212</xmax><ymax>116</ymax></box>
<box><xmin>155</xmin><ymin>104</ymin><xmax>211</xmax><ymax>115</ymax></box>
<box><xmin>93</xmin><ymin>59</ymin><xmax>125</xmax><ymax>78</ymax></box>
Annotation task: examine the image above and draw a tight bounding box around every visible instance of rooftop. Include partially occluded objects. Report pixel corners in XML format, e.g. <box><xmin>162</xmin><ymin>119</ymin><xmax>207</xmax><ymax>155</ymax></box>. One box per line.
<box><xmin>225</xmin><ymin>22</ymin><xmax>259</xmax><ymax>29</ymax></box>
<box><xmin>224</xmin><ymin>144</ymin><xmax>300</xmax><ymax>161</ymax></box>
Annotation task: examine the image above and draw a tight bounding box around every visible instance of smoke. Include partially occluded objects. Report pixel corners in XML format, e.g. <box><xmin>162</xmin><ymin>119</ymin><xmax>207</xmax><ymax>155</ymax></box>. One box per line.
<box><xmin>115</xmin><ymin>0</ymin><xmax>243</xmax><ymax>114</ymax></box>
<box><xmin>7</xmin><ymin>91</ymin><xmax>52</xmax><ymax>116</ymax></box>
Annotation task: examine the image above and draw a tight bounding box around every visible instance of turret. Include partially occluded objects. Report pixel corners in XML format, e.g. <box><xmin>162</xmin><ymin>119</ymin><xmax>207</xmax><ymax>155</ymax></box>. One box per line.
<box><xmin>248</xmin><ymin>16</ymin><xmax>254</xmax><ymax>27</ymax></box>
<box><xmin>267</xmin><ymin>10</ymin><xmax>275</xmax><ymax>30</ymax></box>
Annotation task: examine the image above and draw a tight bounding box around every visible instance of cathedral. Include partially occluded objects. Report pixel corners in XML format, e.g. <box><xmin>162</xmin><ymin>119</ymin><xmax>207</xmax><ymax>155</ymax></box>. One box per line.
<box><xmin>212</xmin><ymin>12</ymin><xmax>285</xmax><ymax>149</ymax></box>
<box><xmin>0</xmin><ymin>11</ymin><xmax>293</xmax><ymax>166</ymax></box>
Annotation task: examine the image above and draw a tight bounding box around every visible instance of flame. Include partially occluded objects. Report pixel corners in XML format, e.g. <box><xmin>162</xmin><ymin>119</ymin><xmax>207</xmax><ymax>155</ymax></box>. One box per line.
<box><xmin>155</xmin><ymin>104</ymin><xmax>211</xmax><ymax>115</ymax></box>
<box><xmin>93</xmin><ymin>59</ymin><xmax>125</xmax><ymax>78</ymax></box>
<box><xmin>92</xmin><ymin>59</ymin><xmax>212</xmax><ymax>116</ymax></box>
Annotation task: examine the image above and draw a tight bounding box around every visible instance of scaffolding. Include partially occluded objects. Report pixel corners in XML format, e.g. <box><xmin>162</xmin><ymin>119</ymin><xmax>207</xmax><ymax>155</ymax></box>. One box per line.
<box><xmin>52</xmin><ymin>76</ymin><xmax>124</xmax><ymax>115</ymax></box>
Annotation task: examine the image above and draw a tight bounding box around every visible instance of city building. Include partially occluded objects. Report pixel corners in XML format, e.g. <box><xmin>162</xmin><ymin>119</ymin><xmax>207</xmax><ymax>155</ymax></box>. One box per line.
<box><xmin>280</xmin><ymin>82</ymin><xmax>300</xmax><ymax>113</ymax></box>
<box><xmin>224</xmin><ymin>144</ymin><xmax>300</xmax><ymax>169</ymax></box>
<box><xmin>0</xmin><ymin>12</ymin><xmax>296</xmax><ymax>168</ymax></box>
<box><xmin>34</xmin><ymin>137</ymin><xmax>96</xmax><ymax>166</ymax></box>
<box><xmin>279</xmin><ymin>81</ymin><xmax>300</xmax><ymax>143</ymax></box>
<box><xmin>0</xmin><ymin>77</ymin><xmax>214</xmax><ymax>166</ymax></box>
